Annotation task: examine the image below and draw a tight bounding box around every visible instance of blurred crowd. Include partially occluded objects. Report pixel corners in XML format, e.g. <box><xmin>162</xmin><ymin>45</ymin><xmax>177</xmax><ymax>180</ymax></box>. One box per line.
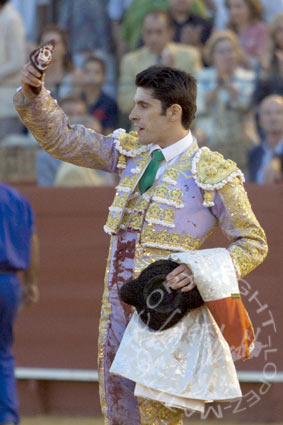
<box><xmin>1</xmin><ymin>0</ymin><xmax>283</xmax><ymax>185</ymax></box>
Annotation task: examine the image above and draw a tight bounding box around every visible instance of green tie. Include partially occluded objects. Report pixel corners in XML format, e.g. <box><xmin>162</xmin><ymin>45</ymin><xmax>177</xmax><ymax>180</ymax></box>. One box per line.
<box><xmin>139</xmin><ymin>150</ymin><xmax>165</xmax><ymax>194</ymax></box>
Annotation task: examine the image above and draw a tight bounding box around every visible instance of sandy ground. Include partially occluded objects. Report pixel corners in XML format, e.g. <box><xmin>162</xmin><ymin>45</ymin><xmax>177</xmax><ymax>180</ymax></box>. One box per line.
<box><xmin>21</xmin><ymin>418</ymin><xmax>283</xmax><ymax>425</ymax></box>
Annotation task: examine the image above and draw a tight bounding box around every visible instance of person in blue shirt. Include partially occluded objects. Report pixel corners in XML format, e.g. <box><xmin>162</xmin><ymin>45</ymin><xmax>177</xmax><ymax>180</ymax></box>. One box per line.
<box><xmin>0</xmin><ymin>183</ymin><xmax>39</xmax><ymax>425</ymax></box>
<box><xmin>248</xmin><ymin>95</ymin><xmax>283</xmax><ymax>183</ymax></box>
<box><xmin>80</xmin><ymin>55</ymin><xmax>118</xmax><ymax>135</ymax></box>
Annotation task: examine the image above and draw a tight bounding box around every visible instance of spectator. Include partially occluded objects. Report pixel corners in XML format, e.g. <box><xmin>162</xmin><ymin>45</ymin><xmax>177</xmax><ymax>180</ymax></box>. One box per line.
<box><xmin>119</xmin><ymin>0</ymin><xmax>169</xmax><ymax>53</ymax></box>
<box><xmin>57</xmin><ymin>96</ymin><xmax>103</xmax><ymax>132</ymax></box>
<box><xmin>0</xmin><ymin>183</ymin><xmax>39</xmax><ymax>425</ymax></box>
<box><xmin>253</xmin><ymin>13</ymin><xmax>283</xmax><ymax>106</ymax></box>
<box><xmin>36</xmin><ymin>150</ymin><xmax>61</xmax><ymax>187</ymax></box>
<box><xmin>118</xmin><ymin>0</ymin><xmax>209</xmax><ymax>54</ymax></box>
<box><xmin>168</xmin><ymin>0</ymin><xmax>213</xmax><ymax>48</ymax></box>
<box><xmin>0</xmin><ymin>0</ymin><xmax>25</xmax><ymax>141</ymax></box>
<box><xmin>54</xmin><ymin>161</ymin><xmax>116</xmax><ymax>187</ymax></box>
<box><xmin>118</xmin><ymin>9</ymin><xmax>201</xmax><ymax>118</ymax></box>
<box><xmin>12</xmin><ymin>0</ymin><xmax>50</xmax><ymax>43</ymax></box>
<box><xmin>226</xmin><ymin>0</ymin><xmax>269</xmax><ymax>67</ymax></box>
<box><xmin>38</xmin><ymin>24</ymin><xmax>81</xmax><ymax>99</ymax></box>
<box><xmin>248</xmin><ymin>95</ymin><xmax>283</xmax><ymax>183</ymax></box>
<box><xmin>80</xmin><ymin>56</ymin><xmax>118</xmax><ymax>135</ymax></box>
<box><xmin>57</xmin><ymin>0</ymin><xmax>116</xmax><ymax>98</ymax></box>
<box><xmin>195</xmin><ymin>30</ymin><xmax>257</xmax><ymax>173</ymax></box>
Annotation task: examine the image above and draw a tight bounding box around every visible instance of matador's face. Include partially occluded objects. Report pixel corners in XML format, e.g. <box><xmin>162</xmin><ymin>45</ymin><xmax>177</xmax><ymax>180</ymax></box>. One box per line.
<box><xmin>129</xmin><ymin>87</ymin><xmax>171</xmax><ymax>147</ymax></box>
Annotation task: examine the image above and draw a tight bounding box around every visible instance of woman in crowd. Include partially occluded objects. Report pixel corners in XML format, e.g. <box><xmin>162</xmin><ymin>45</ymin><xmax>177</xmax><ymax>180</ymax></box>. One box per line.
<box><xmin>38</xmin><ymin>24</ymin><xmax>81</xmax><ymax>99</ymax></box>
<box><xmin>195</xmin><ymin>30</ymin><xmax>257</xmax><ymax>173</ymax></box>
<box><xmin>225</xmin><ymin>0</ymin><xmax>269</xmax><ymax>67</ymax></box>
<box><xmin>253</xmin><ymin>12</ymin><xmax>283</xmax><ymax>106</ymax></box>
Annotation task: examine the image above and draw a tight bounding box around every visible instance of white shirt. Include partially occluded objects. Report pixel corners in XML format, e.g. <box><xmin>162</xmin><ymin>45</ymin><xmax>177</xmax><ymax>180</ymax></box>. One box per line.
<box><xmin>150</xmin><ymin>130</ymin><xmax>194</xmax><ymax>180</ymax></box>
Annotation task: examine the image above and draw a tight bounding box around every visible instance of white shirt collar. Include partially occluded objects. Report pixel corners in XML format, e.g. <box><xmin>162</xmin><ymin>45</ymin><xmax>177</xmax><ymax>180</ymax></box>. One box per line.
<box><xmin>150</xmin><ymin>131</ymin><xmax>194</xmax><ymax>162</ymax></box>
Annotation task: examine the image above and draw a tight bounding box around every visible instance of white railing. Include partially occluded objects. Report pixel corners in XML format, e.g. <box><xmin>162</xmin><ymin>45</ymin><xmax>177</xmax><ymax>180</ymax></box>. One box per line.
<box><xmin>15</xmin><ymin>368</ymin><xmax>283</xmax><ymax>383</ymax></box>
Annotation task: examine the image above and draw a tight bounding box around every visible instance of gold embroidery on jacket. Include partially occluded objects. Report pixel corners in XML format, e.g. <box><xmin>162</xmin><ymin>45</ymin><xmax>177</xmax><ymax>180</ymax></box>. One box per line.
<box><xmin>116</xmin><ymin>175</ymin><xmax>139</xmax><ymax>191</ymax></box>
<box><xmin>219</xmin><ymin>177</ymin><xmax>268</xmax><ymax>278</ymax></box>
<box><xmin>105</xmin><ymin>213</ymin><xmax>121</xmax><ymax>234</ymax></box>
<box><xmin>146</xmin><ymin>203</ymin><xmax>176</xmax><ymax>228</ymax></box>
<box><xmin>111</xmin><ymin>192</ymin><xmax>129</xmax><ymax>209</ymax></box>
<box><xmin>121</xmin><ymin>211</ymin><xmax>144</xmax><ymax>231</ymax></box>
<box><xmin>153</xmin><ymin>185</ymin><xmax>184</xmax><ymax>208</ymax></box>
<box><xmin>140</xmin><ymin>225</ymin><xmax>201</xmax><ymax>252</ymax></box>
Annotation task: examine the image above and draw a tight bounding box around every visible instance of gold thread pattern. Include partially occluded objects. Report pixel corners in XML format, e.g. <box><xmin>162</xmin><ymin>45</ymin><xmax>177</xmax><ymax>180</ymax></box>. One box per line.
<box><xmin>97</xmin><ymin>237</ymin><xmax>114</xmax><ymax>425</ymax></box>
<box><xmin>105</xmin><ymin>213</ymin><xmax>120</xmax><ymax>233</ymax></box>
<box><xmin>153</xmin><ymin>185</ymin><xmax>184</xmax><ymax>208</ymax></box>
<box><xmin>218</xmin><ymin>177</ymin><xmax>268</xmax><ymax>278</ymax></box>
<box><xmin>140</xmin><ymin>226</ymin><xmax>202</xmax><ymax>252</ymax></box>
<box><xmin>146</xmin><ymin>203</ymin><xmax>176</xmax><ymax>228</ymax></box>
<box><xmin>127</xmin><ymin>195</ymin><xmax>150</xmax><ymax>211</ymax></box>
<box><xmin>122</xmin><ymin>211</ymin><xmax>144</xmax><ymax>230</ymax></box>
<box><xmin>117</xmin><ymin>174</ymin><xmax>139</xmax><ymax>190</ymax></box>
<box><xmin>196</xmin><ymin>149</ymin><xmax>239</xmax><ymax>185</ymax></box>
<box><xmin>117</xmin><ymin>154</ymin><xmax>126</xmax><ymax>169</ymax></box>
<box><xmin>111</xmin><ymin>192</ymin><xmax>129</xmax><ymax>209</ymax></box>
<box><xmin>162</xmin><ymin>168</ymin><xmax>179</xmax><ymax>183</ymax></box>
<box><xmin>138</xmin><ymin>398</ymin><xmax>184</xmax><ymax>425</ymax></box>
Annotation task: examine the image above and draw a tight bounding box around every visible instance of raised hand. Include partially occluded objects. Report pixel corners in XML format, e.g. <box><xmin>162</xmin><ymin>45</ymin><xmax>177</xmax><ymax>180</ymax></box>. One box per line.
<box><xmin>21</xmin><ymin>62</ymin><xmax>43</xmax><ymax>100</ymax></box>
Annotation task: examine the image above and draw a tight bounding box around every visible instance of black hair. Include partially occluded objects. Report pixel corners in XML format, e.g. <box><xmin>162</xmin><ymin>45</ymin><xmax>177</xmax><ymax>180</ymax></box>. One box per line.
<box><xmin>82</xmin><ymin>54</ymin><xmax>106</xmax><ymax>74</ymax></box>
<box><xmin>0</xmin><ymin>0</ymin><xmax>9</xmax><ymax>7</ymax></box>
<box><xmin>135</xmin><ymin>65</ymin><xmax>197</xmax><ymax>129</ymax></box>
<box><xmin>143</xmin><ymin>9</ymin><xmax>174</xmax><ymax>30</ymax></box>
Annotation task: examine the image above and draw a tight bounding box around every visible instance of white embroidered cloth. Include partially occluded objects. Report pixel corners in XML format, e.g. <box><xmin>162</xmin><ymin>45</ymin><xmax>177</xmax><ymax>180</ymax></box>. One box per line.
<box><xmin>169</xmin><ymin>248</ymin><xmax>239</xmax><ymax>301</ymax></box>
<box><xmin>110</xmin><ymin>248</ymin><xmax>242</xmax><ymax>412</ymax></box>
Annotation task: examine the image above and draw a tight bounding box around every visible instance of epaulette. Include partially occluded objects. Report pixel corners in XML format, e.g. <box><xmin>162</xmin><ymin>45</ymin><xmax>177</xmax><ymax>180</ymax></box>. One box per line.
<box><xmin>112</xmin><ymin>128</ymin><xmax>151</xmax><ymax>170</ymax></box>
<box><xmin>192</xmin><ymin>147</ymin><xmax>245</xmax><ymax>207</ymax></box>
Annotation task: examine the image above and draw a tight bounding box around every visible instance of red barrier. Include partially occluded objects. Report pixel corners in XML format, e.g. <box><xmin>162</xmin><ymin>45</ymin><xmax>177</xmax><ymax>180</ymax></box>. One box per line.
<box><xmin>12</xmin><ymin>184</ymin><xmax>283</xmax><ymax>420</ymax></box>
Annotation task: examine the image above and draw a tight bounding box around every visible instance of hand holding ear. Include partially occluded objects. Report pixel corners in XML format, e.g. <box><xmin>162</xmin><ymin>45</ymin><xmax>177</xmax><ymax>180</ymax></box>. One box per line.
<box><xmin>166</xmin><ymin>263</ymin><xmax>196</xmax><ymax>292</ymax></box>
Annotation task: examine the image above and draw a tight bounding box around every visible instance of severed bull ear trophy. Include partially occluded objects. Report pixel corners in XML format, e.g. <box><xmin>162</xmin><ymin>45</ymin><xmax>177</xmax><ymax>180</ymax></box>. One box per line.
<box><xmin>29</xmin><ymin>40</ymin><xmax>55</xmax><ymax>94</ymax></box>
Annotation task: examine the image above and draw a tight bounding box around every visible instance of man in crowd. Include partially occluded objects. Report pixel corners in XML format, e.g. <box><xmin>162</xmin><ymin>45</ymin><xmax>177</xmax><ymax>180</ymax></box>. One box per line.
<box><xmin>248</xmin><ymin>95</ymin><xmax>283</xmax><ymax>183</ymax></box>
<box><xmin>118</xmin><ymin>9</ymin><xmax>201</xmax><ymax>119</ymax></box>
<box><xmin>168</xmin><ymin>0</ymin><xmax>213</xmax><ymax>47</ymax></box>
<box><xmin>14</xmin><ymin>60</ymin><xmax>267</xmax><ymax>424</ymax></box>
<box><xmin>0</xmin><ymin>183</ymin><xmax>39</xmax><ymax>425</ymax></box>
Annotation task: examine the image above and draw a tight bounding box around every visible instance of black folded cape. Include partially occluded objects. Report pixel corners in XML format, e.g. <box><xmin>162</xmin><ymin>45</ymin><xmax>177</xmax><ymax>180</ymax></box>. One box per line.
<box><xmin>119</xmin><ymin>259</ymin><xmax>204</xmax><ymax>331</ymax></box>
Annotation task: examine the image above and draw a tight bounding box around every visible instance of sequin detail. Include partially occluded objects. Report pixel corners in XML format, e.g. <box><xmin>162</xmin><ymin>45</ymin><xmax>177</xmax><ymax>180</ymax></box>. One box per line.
<box><xmin>138</xmin><ymin>398</ymin><xmax>184</xmax><ymax>425</ymax></box>
<box><xmin>140</xmin><ymin>226</ymin><xmax>202</xmax><ymax>252</ymax></box>
<box><xmin>97</xmin><ymin>237</ymin><xmax>114</xmax><ymax>425</ymax></box>
<box><xmin>152</xmin><ymin>185</ymin><xmax>184</xmax><ymax>208</ymax></box>
<box><xmin>219</xmin><ymin>178</ymin><xmax>268</xmax><ymax>278</ymax></box>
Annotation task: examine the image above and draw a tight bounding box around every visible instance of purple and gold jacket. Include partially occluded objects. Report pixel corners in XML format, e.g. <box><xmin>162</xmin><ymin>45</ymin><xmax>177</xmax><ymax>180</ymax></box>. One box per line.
<box><xmin>14</xmin><ymin>87</ymin><xmax>268</xmax><ymax>279</ymax></box>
